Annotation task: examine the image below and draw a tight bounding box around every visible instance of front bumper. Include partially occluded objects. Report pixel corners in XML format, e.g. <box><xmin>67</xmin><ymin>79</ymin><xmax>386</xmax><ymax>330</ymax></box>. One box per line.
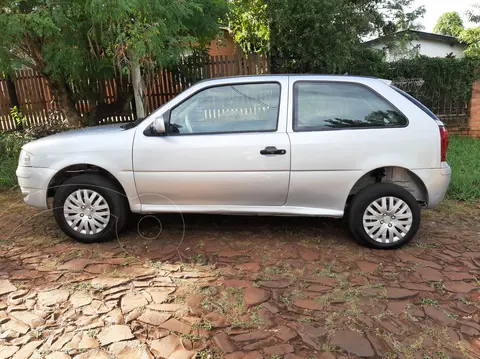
<box><xmin>413</xmin><ymin>162</ymin><xmax>452</xmax><ymax>209</ymax></box>
<box><xmin>16</xmin><ymin>166</ymin><xmax>56</xmax><ymax>209</ymax></box>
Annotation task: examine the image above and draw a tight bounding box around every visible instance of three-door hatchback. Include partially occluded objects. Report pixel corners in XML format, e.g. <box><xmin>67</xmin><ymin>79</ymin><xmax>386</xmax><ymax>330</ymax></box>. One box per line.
<box><xmin>16</xmin><ymin>75</ymin><xmax>451</xmax><ymax>248</ymax></box>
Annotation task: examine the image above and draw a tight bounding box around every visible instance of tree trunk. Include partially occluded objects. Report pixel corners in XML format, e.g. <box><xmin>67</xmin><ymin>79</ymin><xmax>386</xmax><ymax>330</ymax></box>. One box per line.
<box><xmin>130</xmin><ymin>54</ymin><xmax>145</xmax><ymax>119</ymax></box>
<box><xmin>50</xmin><ymin>80</ymin><xmax>83</xmax><ymax>126</ymax></box>
<box><xmin>5</xmin><ymin>73</ymin><xmax>20</xmax><ymax>108</ymax></box>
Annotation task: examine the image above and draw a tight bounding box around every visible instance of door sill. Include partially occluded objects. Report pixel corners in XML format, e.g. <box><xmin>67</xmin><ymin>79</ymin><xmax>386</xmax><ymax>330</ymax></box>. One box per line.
<box><xmin>139</xmin><ymin>204</ymin><xmax>343</xmax><ymax>218</ymax></box>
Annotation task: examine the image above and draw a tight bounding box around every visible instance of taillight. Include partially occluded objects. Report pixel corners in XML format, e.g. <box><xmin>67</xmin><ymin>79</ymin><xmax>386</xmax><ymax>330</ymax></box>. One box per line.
<box><xmin>439</xmin><ymin>126</ymin><xmax>449</xmax><ymax>162</ymax></box>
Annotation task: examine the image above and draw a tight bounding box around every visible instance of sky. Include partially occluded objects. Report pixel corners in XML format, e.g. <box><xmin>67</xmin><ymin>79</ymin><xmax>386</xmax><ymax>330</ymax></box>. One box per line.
<box><xmin>414</xmin><ymin>0</ymin><xmax>478</xmax><ymax>31</ymax></box>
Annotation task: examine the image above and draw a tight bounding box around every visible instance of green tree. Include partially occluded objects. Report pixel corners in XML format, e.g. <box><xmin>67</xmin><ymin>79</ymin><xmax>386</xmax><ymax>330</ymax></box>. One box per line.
<box><xmin>433</xmin><ymin>12</ymin><xmax>464</xmax><ymax>37</ymax></box>
<box><xmin>268</xmin><ymin>0</ymin><xmax>425</xmax><ymax>74</ymax></box>
<box><xmin>0</xmin><ymin>0</ymin><xmax>228</xmax><ymax>124</ymax></box>
<box><xmin>226</xmin><ymin>0</ymin><xmax>269</xmax><ymax>54</ymax></box>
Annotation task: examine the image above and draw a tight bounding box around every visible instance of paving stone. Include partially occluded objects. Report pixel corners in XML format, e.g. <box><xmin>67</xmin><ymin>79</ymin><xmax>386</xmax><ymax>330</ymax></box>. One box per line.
<box><xmin>306</xmin><ymin>285</ymin><xmax>331</xmax><ymax>292</ymax></box>
<box><xmin>148</xmin><ymin>288</ymin><xmax>175</xmax><ymax>304</ymax></box>
<box><xmin>387</xmin><ymin>300</ymin><xmax>408</xmax><ymax>316</ymax></box>
<box><xmin>109</xmin><ymin>340</ymin><xmax>152</xmax><ymax>359</ymax></box>
<box><xmin>366</xmin><ymin>331</ymin><xmax>391</xmax><ymax>357</ymax></box>
<box><xmin>150</xmin><ymin>335</ymin><xmax>182</xmax><ymax>358</ymax></box>
<box><xmin>261</xmin><ymin>303</ymin><xmax>279</xmax><ymax>314</ymax></box>
<box><xmin>138</xmin><ymin>311</ymin><xmax>171</xmax><ymax>326</ymax></box>
<box><xmin>160</xmin><ymin>319</ymin><xmax>191</xmax><ymax>335</ymax></box>
<box><xmin>69</xmin><ymin>291</ymin><xmax>93</xmax><ymax>308</ymax></box>
<box><xmin>204</xmin><ymin>312</ymin><xmax>230</xmax><ymax>328</ymax></box>
<box><xmin>11</xmin><ymin>340</ymin><xmax>42</xmax><ymax>359</ymax></box>
<box><xmin>50</xmin><ymin>332</ymin><xmax>76</xmax><ymax>351</ymax></box>
<box><xmin>225</xmin><ymin>352</ymin><xmax>245</xmax><ymax>359</ymax></box>
<box><xmin>78</xmin><ymin>332</ymin><xmax>100</xmax><ymax>349</ymax></box>
<box><xmin>330</xmin><ymin>330</ymin><xmax>374</xmax><ymax>357</ymax></box>
<box><xmin>257</xmin><ymin>308</ymin><xmax>276</xmax><ymax>328</ymax></box>
<box><xmin>72</xmin><ymin>349</ymin><xmax>109</xmax><ymax>359</ymax></box>
<box><xmin>45</xmin><ymin>352</ymin><xmax>71</xmax><ymax>359</ymax></box>
<box><xmin>121</xmin><ymin>292</ymin><xmax>149</xmax><ymax>314</ymax></box>
<box><xmin>415</xmin><ymin>267</ymin><xmax>443</xmax><ymax>281</ymax></box>
<box><xmin>274</xmin><ymin>325</ymin><xmax>297</xmax><ymax>342</ymax></box>
<box><xmin>240</xmin><ymin>351</ymin><xmax>263</xmax><ymax>359</ymax></box>
<box><xmin>385</xmin><ymin>288</ymin><xmax>418</xmax><ymax>299</ymax></box>
<box><xmin>293</xmin><ymin>299</ymin><xmax>323</xmax><ymax>311</ymax></box>
<box><xmin>317</xmin><ymin>353</ymin><xmax>336</xmax><ymax>359</ymax></box>
<box><xmin>257</xmin><ymin>280</ymin><xmax>291</xmax><ymax>289</ymax></box>
<box><xmin>168</xmin><ymin>350</ymin><xmax>196</xmax><ymax>359</ymax></box>
<box><xmin>424</xmin><ymin>306</ymin><xmax>456</xmax><ymax>326</ymax></box>
<box><xmin>244</xmin><ymin>288</ymin><xmax>270</xmax><ymax>307</ymax></box>
<box><xmin>460</xmin><ymin>325</ymin><xmax>480</xmax><ymax>337</ymax></box>
<box><xmin>242</xmin><ymin>337</ymin><xmax>277</xmax><ymax>351</ymax></box>
<box><xmin>0</xmin><ymin>281</ymin><xmax>17</xmax><ymax>296</ymax></box>
<box><xmin>0</xmin><ymin>346</ymin><xmax>19</xmax><ymax>359</ymax></box>
<box><xmin>298</xmin><ymin>247</ymin><xmax>320</xmax><ymax>261</ymax></box>
<box><xmin>444</xmin><ymin>282</ymin><xmax>476</xmax><ymax>293</ymax></box>
<box><xmin>58</xmin><ymin>258</ymin><xmax>93</xmax><ymax>271</ymax></box>
<box><xmin>63</xmin><ymin>332</ymin><xmax>83</xmax><ymax>351</ymax></box>
<box><xmin>263</xmin><ymin>344</ymin><xmax>294</xmax><ymax>356</ymax></box>
<box><xmin>91</xmin><ymin>276</ymin><xmax>130</xmax><ymax>289</ymax></box>
<box><xmin>97</xmin><ymin>325</ymin><xmax>134</xmax><ymax>346</ymax></box>
<box><xmin>9</xmin><ymin>311</ymin><xmax>44</xmax><ymax>328</ymax></box>
<box><xmin>292</xmin><ymin>323</ymin><xmax>327</xmax><ymax>350</ymax></box>
<box><xmin>213</xmin><ymin>333</ymin><xmax>238</xmax><ymax>353</ymax></box>
<box><xmin>147</xmin><ymin>304</ymin><xmax>184</xmax><ymax>312</ymax></box>
<box><xmin>125</xmin><ymin>308</ymin><xmax>142</xmax><ymax>324</ymax></box>
<box><xmin>444</xmin><ymin>271</ymin><xmax>474</xmax><ymax>281</ymax></box>
<box><xmin>300</xmin><ymin>276</ymin><xmax>336</xmax><ymax>287</ymax></box>
<box><xmin>235</xmin><ymin>263</ymin><xmax>261</xmax><ymax>272</ymax></box>
<box><xmin>223</xmin><ymin>279</ymin><xmax>252</xmax><ymax>288</ymax></box>
<box><xmin>38</xmin><ymin>290</ymin><xmax>70</xmax><ymax>307</ymax></box>
<box><xmin>232</xmin><ymin>331</ymin><xmax>271</xmax><ymax>343</ymax></box>
<box><xmin>357</xmin><ymin>261</ymin><xmax>379</xmax><ymax>273</ymax></box>
<box><xmin>3</xmin><ymin>320</ymin><xmax>29</xmax><ymax>335</ymax></box>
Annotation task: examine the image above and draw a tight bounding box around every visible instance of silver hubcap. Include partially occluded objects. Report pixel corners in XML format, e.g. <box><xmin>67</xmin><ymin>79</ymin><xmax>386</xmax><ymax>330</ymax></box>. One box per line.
<box><xmin>64</xmin><ymin>189</ymin><xmax>110</xmax><ymax>235</ymax></box>
<box><xmin>363</xmin><ymin>196</ymin><xmax>413</xmax><ymax>243</ymax></box>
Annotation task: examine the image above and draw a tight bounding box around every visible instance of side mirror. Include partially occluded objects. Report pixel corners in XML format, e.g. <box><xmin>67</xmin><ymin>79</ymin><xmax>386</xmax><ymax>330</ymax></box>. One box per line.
<box><xmin>152</xmin><ymin>117</ymin><xmax>166</xmax><ymax>134</ymax></box>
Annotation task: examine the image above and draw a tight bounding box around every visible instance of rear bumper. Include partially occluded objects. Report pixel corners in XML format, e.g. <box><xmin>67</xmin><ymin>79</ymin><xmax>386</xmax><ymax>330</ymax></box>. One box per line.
<box><xmin>413</xmin><ymin>162</ymin><xmax>452</xmax><ymax>209</ymax></box>
<box><xmin>16</xmin><ymin>167</ymin><xmax>56</xmax><ymax>209</ymax></box>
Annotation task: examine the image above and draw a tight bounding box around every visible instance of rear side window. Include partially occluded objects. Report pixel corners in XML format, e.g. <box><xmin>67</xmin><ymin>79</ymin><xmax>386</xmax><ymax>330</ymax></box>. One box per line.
<box><xmin>293</xmin><ymin>82</ymin><xmax>408</xmax><ymax>132</ymax></box>
<box><xmin>391</xmin><ymin>85</ymin><xmax>439</xmax><ymax>121</ymax></box>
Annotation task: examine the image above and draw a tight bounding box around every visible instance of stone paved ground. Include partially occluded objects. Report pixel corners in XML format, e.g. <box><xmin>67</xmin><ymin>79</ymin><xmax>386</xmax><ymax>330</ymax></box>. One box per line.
<box><xmin>0</xmin><ymin>192</ymin><xmax>479</xmax><ymax>359</ymax></box>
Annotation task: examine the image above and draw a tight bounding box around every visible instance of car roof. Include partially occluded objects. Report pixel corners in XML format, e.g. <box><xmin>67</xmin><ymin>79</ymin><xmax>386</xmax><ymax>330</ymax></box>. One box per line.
<box><xmin>197</xmin><ymin>74</ymin><xmax>392</xmax><ymax>86</ymax></box>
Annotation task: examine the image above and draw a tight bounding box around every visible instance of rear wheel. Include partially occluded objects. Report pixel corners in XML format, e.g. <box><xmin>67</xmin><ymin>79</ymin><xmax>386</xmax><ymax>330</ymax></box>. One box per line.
<box><xmin>53</xmin><ymin>174</ymin><xmax>129</xmax><ymax>243</ymax></box>
<box><xmin>348</xmin><ymin>183</ymin><xmax>421</xmax><ymax>249</ymax></box>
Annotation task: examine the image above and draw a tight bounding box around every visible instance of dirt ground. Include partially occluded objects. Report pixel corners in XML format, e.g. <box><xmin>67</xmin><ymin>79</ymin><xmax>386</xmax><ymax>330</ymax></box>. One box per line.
<box><xmin>0</xmin><ymin>191</ymin><xmax>479</xmax><ymax>359</ymax></box>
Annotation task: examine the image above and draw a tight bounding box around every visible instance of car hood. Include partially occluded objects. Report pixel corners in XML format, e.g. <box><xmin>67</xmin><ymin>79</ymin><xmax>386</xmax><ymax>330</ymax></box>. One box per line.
<box><xmin>22</xmin><ymin>123</ymin><xmax>134</xmax><ymax>155</ymax></box>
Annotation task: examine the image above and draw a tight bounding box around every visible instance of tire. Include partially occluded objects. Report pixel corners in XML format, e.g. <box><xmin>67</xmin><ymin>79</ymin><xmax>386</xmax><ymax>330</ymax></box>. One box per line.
<box><xmin>53</xmin><ymin>174</ymin><xmax>129</xmax><ymax>243</ymax></box>
<box><xmin>348</xmin><ymin>183</ymin><xmax>421</xmax><ymax>249</ymax></box>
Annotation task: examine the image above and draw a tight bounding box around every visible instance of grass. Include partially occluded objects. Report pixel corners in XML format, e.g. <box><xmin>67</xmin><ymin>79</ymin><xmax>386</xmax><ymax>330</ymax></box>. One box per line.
<box><xmin>0</xmin><ymin>151</ymin><xmax>19</xmax><ymax>190</ymax></box>
<box><xmin>446</xmin><ymin>136</ymin><xmax>480</xmax><ymax>202</ymax></box>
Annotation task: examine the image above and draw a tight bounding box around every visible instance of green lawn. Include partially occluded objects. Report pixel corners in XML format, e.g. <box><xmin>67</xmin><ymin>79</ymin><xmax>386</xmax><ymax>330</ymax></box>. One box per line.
<box><xmin>1</xmin><ymin>132</ymin><xmax>479</xmax><ymax>202</ymax></box>
<box><xmin>446</xmin><ymin>136</ymin><xmax>480</xmax><ymax>202</ymax></box>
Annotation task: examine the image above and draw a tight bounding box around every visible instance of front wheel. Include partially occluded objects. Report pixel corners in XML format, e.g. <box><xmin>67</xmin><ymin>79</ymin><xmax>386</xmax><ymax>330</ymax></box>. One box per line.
<box><xmin>348</xmin><ymin>183</ymin><xmax>421</xmax><ymax>249</ymax></box>
<box><xmin>53</xmin><ymin>174</ymin><xmax>129</xmax><ymax>243</ymax></box>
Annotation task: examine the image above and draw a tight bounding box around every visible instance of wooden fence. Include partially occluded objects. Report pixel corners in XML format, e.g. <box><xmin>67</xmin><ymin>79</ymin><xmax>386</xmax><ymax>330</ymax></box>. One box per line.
<box><xmin>0</xmin><ymin>54</ymin><xmax>270</xmax><ymax>131</ymax></box>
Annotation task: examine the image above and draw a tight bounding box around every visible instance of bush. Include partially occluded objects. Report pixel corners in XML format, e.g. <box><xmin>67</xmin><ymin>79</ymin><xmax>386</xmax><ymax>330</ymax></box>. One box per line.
<box><xmin>0</xmin><ymin>111</ymin><xmax>77</xmax><ymax>190</ymax></box>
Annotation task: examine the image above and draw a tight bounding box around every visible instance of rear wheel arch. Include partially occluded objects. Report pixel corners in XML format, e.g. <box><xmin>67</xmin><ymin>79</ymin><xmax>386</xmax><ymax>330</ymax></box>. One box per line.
<box><xmin>346</xmin><ymin>166</ymin><xmax>429</xmax><ymax>208</ymax></box>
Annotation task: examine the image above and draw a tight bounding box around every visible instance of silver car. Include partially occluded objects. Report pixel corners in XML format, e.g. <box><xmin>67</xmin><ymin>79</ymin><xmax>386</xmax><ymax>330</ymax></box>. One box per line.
<box><xmin>16</xmin><ymin>75</ymin><xmax>451</xmax><ymax>249</ymax></box>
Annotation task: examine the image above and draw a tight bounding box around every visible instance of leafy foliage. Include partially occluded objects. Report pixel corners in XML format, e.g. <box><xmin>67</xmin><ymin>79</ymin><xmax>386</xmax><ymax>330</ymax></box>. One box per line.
<box><xmin>225</xmin><ymin>0</ymin><xmax>269</xmax><ymax>54</ymax></box>
<box><xmin>433</xmin><ymin>12</ymin><xmax>464</xmax><ymax>37</ymax></box>
<box><xmin>268</xmin><ymin>0</ymin><xmax>425</xmax><ymax>74</ymax></box>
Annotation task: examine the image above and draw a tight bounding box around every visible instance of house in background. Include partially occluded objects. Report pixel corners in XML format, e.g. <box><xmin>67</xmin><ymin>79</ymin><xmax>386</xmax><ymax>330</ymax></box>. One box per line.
<box><xmin>364</xmin><ymin>29</ymin><xmax>466</xmax><ymax>62</ymax></box>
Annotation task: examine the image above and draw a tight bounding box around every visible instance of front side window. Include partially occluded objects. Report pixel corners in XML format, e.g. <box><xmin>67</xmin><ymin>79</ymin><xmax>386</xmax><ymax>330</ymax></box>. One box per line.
<box><xmin>293</xmin><ymin>82</ymin><xmax>408</xmax><ymax>131</ymax></box>
<box><xmin>169</xmin><ymin>83</ymin><xmax>280</xmax><ymax>134</ymax></box>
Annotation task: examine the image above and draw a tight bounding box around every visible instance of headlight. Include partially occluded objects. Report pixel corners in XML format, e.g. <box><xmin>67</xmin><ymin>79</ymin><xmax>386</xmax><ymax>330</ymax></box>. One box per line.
<box><xmin>18</xmin><ymin>149</ymin><xmax>34</xmax><ymax>167</ymax></box>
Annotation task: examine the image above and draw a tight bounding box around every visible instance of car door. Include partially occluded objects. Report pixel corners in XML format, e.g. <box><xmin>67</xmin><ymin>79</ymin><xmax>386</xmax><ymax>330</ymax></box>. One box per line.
<box><xmin>286</xmin><ymin>76</ymin><xmax>413</xmax><ymax>215</ymax></box>
<box><xmin>133</xmin><ymin>78</ymin><xmax>291</xmax><ymax>208</ymax></box>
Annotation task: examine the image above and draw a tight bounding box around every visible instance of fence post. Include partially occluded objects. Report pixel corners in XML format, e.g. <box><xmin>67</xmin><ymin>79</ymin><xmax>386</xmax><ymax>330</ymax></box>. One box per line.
<box><xmin>469</xmin><ymin>80</ymin><xmax>480</xmax><ymax>138</ymax></box>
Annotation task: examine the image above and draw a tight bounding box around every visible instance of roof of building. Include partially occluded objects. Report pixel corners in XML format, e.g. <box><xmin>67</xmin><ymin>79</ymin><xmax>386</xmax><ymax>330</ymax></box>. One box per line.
<box><xmin>364</xmin><ymin>29</ymin><xmax>464</xmax><ymax>46</ymax></box>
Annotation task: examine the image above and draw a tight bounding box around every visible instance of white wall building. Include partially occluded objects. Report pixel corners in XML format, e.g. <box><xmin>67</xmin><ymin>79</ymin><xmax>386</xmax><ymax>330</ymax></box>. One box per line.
<box><xmin>364</xmin><ymin>30</ymin><xmax>466</xmax><ymax>62</ymax></box>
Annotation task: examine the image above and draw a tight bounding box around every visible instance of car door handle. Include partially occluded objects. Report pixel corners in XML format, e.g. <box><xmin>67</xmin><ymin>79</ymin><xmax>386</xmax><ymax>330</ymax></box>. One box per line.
<box><xmin>260</xmin><ymin>146</ymin><xmax>287</xmax><ymax>155</ymax></box>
